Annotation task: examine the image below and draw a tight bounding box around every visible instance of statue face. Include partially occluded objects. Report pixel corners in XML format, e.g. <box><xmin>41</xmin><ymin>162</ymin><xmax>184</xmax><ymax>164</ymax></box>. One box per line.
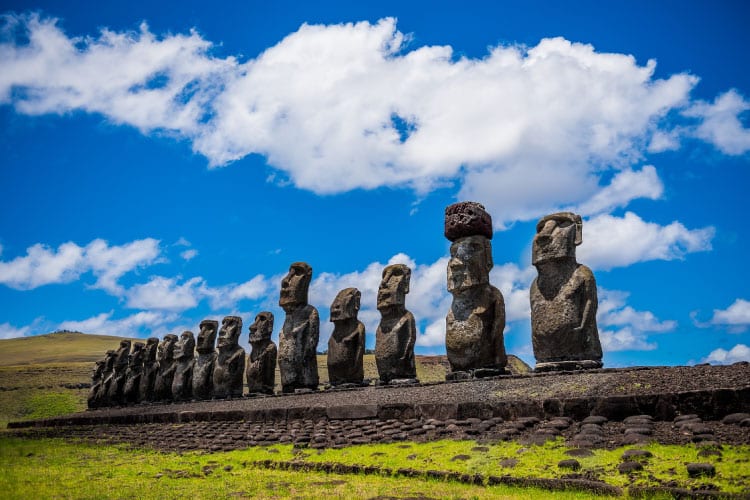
<box><xmin>447</xmin><ymin>235</ymin><xmax>492</xmax><ymax>293</ymax></box>
<box><xmin>93</xmin><ymin>360</ymin><xmax>105</xmax><ymax>379</ymax></box>
<box><xmin>196</xmin><ymin>320</ymin><xmax>218</xmax><ymax>353</ymax></box>
<box><xmin>158</xmin><ymin>335</ymin><xmax>177</xmax><ymax>362</ymax></box>
<box><xmin>174</xmin><ymin>331</ymin><xmax>195</xmax><ymax>359</ymax></box>
<box><xmin>217</xmin><ymin>316</ymin><xmax>242</xmax><ymax>348</ymax></box>
<box><xmin>115</xmin><ymin>340</ymin><xmax>131</xmax><ymax>368</ymax></box>
<box><xmin>104</xmin><ymin>351</ymin><xmax>116</xmax><ymax>371</ymax></box>
<box><xmin>377</xmin><ymin>264</ymin><xmax>410</xmax><ymax>310</ymax></box>
<box><xmin>128</xmin><ymin>343</ymin><xmax>145</xmax><ymax>367</ymax></box>
<box><xmin>279</xmin><ymin>262</ymin><xmax>312</xmax><ymax>310</ymax></box>
<box><xmin>145</xmin><ymin>337</ymin><xmax>159</xmax><ymax>362</ymax></box>
<box><xmin>330</xmin><ymin>288</ymin><xmax>361</xmax><ymax>322</ymax></box>
<box><xmin>532</xmin><ymin>212</ymin><xmax>581</xmax><ymax>265</ymax></box>
<box><xmin>249</xmin><ymin>312</ymin><xmax>274</xmax><ymax>342</ymax></box>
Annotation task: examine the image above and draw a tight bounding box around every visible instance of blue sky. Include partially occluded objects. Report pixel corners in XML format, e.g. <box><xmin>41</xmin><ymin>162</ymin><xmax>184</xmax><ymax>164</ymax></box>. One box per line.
<box><xmin>1</xmin><ymin>0</ymin><xmax>749</xmax><ymax>367</ymax></box>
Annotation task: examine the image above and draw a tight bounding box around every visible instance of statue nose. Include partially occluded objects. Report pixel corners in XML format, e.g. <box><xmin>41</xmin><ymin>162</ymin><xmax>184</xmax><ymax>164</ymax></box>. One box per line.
<box><xmin>536</xmin><ymin>234</ymin><xmax>551</xmax><ymax>246</ymax></box>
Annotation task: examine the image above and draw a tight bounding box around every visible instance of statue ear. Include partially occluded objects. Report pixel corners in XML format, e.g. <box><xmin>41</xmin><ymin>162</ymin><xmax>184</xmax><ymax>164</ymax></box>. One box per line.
<box><xmin>574</xmin><ymin>215</ymin><xmax>583</xmax><ymax>246</ymax></box>
<box><xmin>353</xmin><ymin>290</ymin><xmax>361</xmax><ymax>312</ymax></box>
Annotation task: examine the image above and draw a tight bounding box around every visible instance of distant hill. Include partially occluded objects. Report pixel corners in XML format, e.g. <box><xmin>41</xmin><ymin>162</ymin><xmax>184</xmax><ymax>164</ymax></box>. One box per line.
<box><xmin>0</xmin><ymin>332</ymin><xmax>140</xmax><ymax>366</ymax></box>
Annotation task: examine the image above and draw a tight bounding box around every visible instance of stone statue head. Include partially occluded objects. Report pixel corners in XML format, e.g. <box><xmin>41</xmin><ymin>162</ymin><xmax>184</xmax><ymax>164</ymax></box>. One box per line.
<box><xmin>92</xmin><ymin>359</ymin><xmax>106</xmax><ymax>380</ymax></box>
<box><xmin>279</xmin><ymin>262</ymin><xmax>312</xmax><ymax>311</ymax></box>
<box><xmin>330</xmin><ymin>287</ymin><xmax>361</xmax><ymax>322</ymax></box>
<box><xmin>447</xmin><ymin>235</ymin><xmax>493</xmax><ymax>293</ymax></box>
<box><xmin>103</xmin><ymin>350</ymin><xmax>117</xmax><ymax>372</ymax></box>
<box><xmin>144</xmin><ymin>337</ymin><xmax>159</xmax><ymax>362</ymax></box>
<box><xmin>249</xmin><ymin>311</ymin><xmax>274</xmax><ymax>343</ymax></box>
<box><xmin>217</xmin><ymin>316</ymin><xmax>242</xmax><ymax>348</ymax></box>
<box><xmin>158</xmin><ymin>334</ymin><xmax>178</xmax><ymax>363</ymax></box>
<box><xmin>532</xmin><ymin>212</ymin><xmax>582</xmax><ymax>266</ymax></box>
<box><xmin>377</xmin><ymin>264</ymin><xmax>411</xmax><ymax>311</ymax></box>
<box><xmin>128</xmin><ymin>342</ymin><xmax>145</xmax><ymax>368</ymax></box>
<box><xmin>114</xmin><ymin>340</ymin><xmax>132</xmax><ymax>370</ymax></box>
<box><xmin>174</xmin><ymin>331</ymin><xmax>195</xmax><ymax>360</ymax></box>
<box><xmin>196</xmin><ymin>319</ymin><xmax>218</xmax><ymax>354</ymax></box>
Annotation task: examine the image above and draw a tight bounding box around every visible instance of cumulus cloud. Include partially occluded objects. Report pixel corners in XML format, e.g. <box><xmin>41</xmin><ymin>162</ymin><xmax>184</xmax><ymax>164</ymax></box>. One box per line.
<box><xmin>578</xmin><ymin>212</ymin><xmax>714</xmax><ymax>270</ymax></box>
<box><xmin>694</xmin><ymin>298</ymin><xmax>750</xmax><ymax>333</ymax></box>
<box><xmin>597</xmin><ymin>288</ymin><xmax>677</xmax><ymax>352</ymax></box>
<box><xmin>684</xmin><ymin>90</ymin><xmax>750</xmax><ymax>155</ymax></box>
<box><xmin>4</xmin><ymin>13</ymin><xmax>746</xmax><ymax>226</ymax></box>
<box><xmin>180</xmin><ymin>249</ymin><xmax>198</xmax><ymax>261</ymax></box>
<box><xmin>57</xmin><ymin>310</ymin><xmax>179</xmax><ymax>338</ymax></box>
<box><xmin>702</xmin><ymin>344</ymin><xmax>750</xmax><ymax>365</ymax></box>
<box><xmin>0</xmin><ymin>238</ymin><xmax>160</xmax><ymax>291</ymax></box>
<box><xmin>0</xmin><ymin>321</ymin><xmax>30</xmax><ymax>339</ymax></box>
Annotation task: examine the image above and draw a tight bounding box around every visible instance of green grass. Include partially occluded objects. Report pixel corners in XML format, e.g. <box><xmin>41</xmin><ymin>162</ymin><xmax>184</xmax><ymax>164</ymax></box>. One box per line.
<box><xmin>0</xmin><ymin>437</ymin><xmax>599</xmax><ymax>499</ymax></box>
<box><xmin>0</xmin><ymin>332</ymin><xmax>141</xmax><ymax>366</ymax></box>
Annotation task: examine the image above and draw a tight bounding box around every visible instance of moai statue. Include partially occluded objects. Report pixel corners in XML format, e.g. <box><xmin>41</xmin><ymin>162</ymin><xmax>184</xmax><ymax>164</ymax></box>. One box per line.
<box><xmin>87</xmin><ymin>358</ymin><xmax>106</xmax><ymax>409</ymax></box>
<box><xmin>445</xmin><ymin>202</ymin><xmax>507</xmax><ymax>378</ymax></box>
<box><xmin>212</xmin><ymin>316</ymin><xmax>246</xmax><ymax>398</ymax></box>
<box><xmin>375</xmin><ymin>264</ymin><xmax>417</xmax><ymax>384</ymax></box>
<box><xmin>138</xmin><ymin>337</ymin><xmax>159</xmax><ymax>402</ymax></box>
<box><xmin>246</xmin><ymin>312</ymin><xmax>277</xmax><ymax>395</ymax></box>
<box><xmin>123</xmin><ymin>342</ymin><xmax>145</xmax><ymax>404</ymax></box>
<box><xmin>96</xmin><ymin>350</ymin><xmax>117</xmax><ymax>407</ymax></box>
<box><xmin>153</xmin><ymin>334</ymin><xmax>178</xmax><ymax>401</ymax></box>
<box><xmin>278</xmin><ymin>262</ymin><xmax>320</xmax><ymax>393</ymax></box>
<box><xmin>530</xmin><ymin>212</ymin><xmax>602</xmax><ymax>371</ymax></box>
<box><xmin>327</xmin><ymin>288</ymin><xmax>366</xmax><ymax>386</ymax></box>
<box><xmin>107</xmin><ymin>340</ymin><xmax>131</xmax><ymax>405</ymax></box>
<box><xmin>192</xmin><ymin>320</ymin><xmax>218</xmax><ymax>400</ymax></box>
<box><xmin>171</xmin><ymin>331</ymin><xmax>195</xmax><ymax>401</ymax></box>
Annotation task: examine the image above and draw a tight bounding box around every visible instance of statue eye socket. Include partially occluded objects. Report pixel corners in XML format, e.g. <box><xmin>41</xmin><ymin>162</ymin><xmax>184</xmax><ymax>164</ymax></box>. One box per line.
<box><xmin>556</xmin><ymin>219</ymin><xmax>572</xmax><ymax>228</ymax></box>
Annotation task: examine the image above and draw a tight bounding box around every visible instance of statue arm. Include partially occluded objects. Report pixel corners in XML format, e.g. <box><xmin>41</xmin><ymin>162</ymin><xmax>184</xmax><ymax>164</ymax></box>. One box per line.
<box><xmin>575</xmin><ymin>267</ymin><xmax>597</xmax><ymax>333</ymax></box>
<box><xmin>400</xmin><ymin>312</ymin><xmax>416</xmax><ymax>361</ymax></box>
<box><xmin>354</xmin><ymin>322</ymin><xmax>365</xmax><ymax>362</ymax></box>
<box><xmin>306</xmin><ymin>308</ymin><xmax>320</xmax><ymax>354</ymax></box>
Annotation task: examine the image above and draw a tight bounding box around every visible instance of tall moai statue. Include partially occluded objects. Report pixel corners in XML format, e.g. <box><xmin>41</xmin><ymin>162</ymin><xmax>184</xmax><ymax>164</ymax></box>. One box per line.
<box><xmin>327</xmin><ymin>288</ymin><xmax>366</xmax><ymax>386</ymax></box>
<box><xmin>153</xmin><ymin>334</ymin><xmax>178</xmax><ymax>401</ymax></box>
<box><xmin>530</xmin><ymin>212</ymin><xmax>602</xmax><ymax>371</ymax></box>
<box><xmin>138</xmin><ymin>337</ymin><xmax>159</xmax><ymax>402</ymax></box>
<box><xmin>212</xmin><ymin>316</ymin><xmax>246</xmax><ymax>398</ymax></box>
<box><xmin>278</xmin><ymin>262</ymin><xmax>320</xmax><ymax>393</ymax></box>
<box><xmin>96</xmin><ymin>350</ymin><xmax>117</xmax><ymax>407</ymax></box>
<box><xmin>87</xmin><ymin>358</ymin><xmax>106</xmax><ymax>409</ymax></box>
<box><xmin>123</xmin><ymin>342</ymin><xmax>145</xmax><ymax>404</ymax></box>
<box><xmin>171</xmin><ymin>331</ymin><xmax>195</xmax><ymax>401</ymax></box>
<box><xmin>444</xmin><ymin>202</ymin><xmax>507</xmax><ymax>378</ymax></box>
<box><xmin>246</xmin><ymin>312</ymin><xmax>277</xmax><ymax>395</ymax></box>
<box><xmin>192</xmin><ymin>320</ymin><xmax>218</xmax><ymax>400</ymax></box>
<box><xmin>107</xmin><ymin>340</ymin><xmax>132</xmax><ymax>405</ymax></box>
<box><xmin>375</xmin><ymin>264</ymin><xmax>417</xmax><ymax>384</ymax></box>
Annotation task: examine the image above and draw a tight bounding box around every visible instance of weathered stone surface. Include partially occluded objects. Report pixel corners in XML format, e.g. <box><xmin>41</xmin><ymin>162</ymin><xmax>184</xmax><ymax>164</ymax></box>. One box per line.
<box><xmin>444</xmin><ymin>201</ymin><xmax>493</xmax><ymax>241</ymax></box>
<box><xmin>123</xmin><ymin>342</ymin><xmax>145</xmax><ymax>404</ymax></box>
<box><xmin>445</xmin><ymin>230</ymin><xmax>507</xmax><ymax>373</ymax></box>
<box><xmin>375</xmin><ymin>264</ymin><xmax>417</xmax><ymax>383</ymax></box>
<box><xmin>686</xmin><ymin>462</ymin><xmax>716</xmax><ymax>478</ymax></box>
<box><xmin>107</xmin><ymin>340</ymin><xmax>131</xmax><ymax>405</ymax></box>
<box><xmin>327</xmin><ymin>288</ymin><xmax>365</xmax><ymax>386</ymax></box>
<box><xmin>87</xmin><ymin>357</ymin><xmax>107</xmax><ymax>409</ymax></box>
<box><xmin>531</xmin><ymin>212</ymin><xmax>602</xmax><ymax>372</ymax></box>
<box><xmin>212</xmin><ymin>316</ymin><xmax>245</xmax><ymax>398</ymax></box>
<box><xmin>192</xmin><ymin>320</ymin><xmax>217</xmax><ymax>400</ymax></box>
<box><xmin>172</xmin><ymin>331</ymin><xmax>195</xmax><ymax>401</ymax></box>
<box><xmin>136</xmin><ymin>337</ymin><xmax>159</xmax><ymax>402</ymax></box>
<box><xmin>246</xmin><ymin>312</ymin><xmax>277</xmax><ymax>395</ymax></box>
<box><xmin>279</xmin><ymin>262</ymin><xmax>320</xmax><ymax>393</ymax></box>
<box><xmin>153</xmin><ymin>334</ymin><xmax>178</xmax><ymax>401</ymax></box>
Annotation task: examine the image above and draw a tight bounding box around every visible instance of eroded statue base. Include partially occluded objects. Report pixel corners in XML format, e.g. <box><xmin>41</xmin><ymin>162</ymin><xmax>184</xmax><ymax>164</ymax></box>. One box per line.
<box><xmin>534</xmin><ymin>360</ymin><xmax>603</xmax><ymax>372</ymax></box>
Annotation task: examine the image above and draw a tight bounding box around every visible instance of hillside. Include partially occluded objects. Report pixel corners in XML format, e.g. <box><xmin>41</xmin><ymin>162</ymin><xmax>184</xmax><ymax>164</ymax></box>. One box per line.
<box><xmin>0</xmin><ymin>332</ymin><xmax>141</xmax><ymax>366</ymax></box>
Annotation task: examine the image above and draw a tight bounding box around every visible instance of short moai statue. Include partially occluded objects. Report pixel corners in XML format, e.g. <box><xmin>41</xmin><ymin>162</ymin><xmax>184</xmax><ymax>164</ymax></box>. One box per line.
<box><xmin>87</xmin><ymin>358</ymin><xmax>106</xmax><ymax>409</ymax></box>
<box><xmin>192</xmin><ymin>320</ymin><xmax>218</xmax><ymax>400</ymax></box>
<box><xmin>530</xmin><ymin>212</ymin><xmax>602</xmax><ymax>371</ymax></box>
<box><xmin>171</xmin><ymin>331</ymin><xmax>195</xmax><ymax>401</ymax></box>
<box><xmin>138</xmin><ymin>337</ymin><xmax>159</xmax><ymax>402</ymax></box>
<box><xmin>246</xmin><ymin>312</ymin><xmax>277</xmax><ymax>395</ymax></box>
<box><xmin>123</xmin><ymin>342</ymin><xmax>145</xmax><ymax>404</ymax></box>
<box><xmin>96</xmin><ymin>350</ymin><xmax>117</xmax><ymax>406</ymax></box>
<box><xmin>375</xmin><ymin>264</ymin><xmax>417</xmax><ymax>384</ymax></box>
<box><xmin>153</xmin><ymin>334</ymin><xmax>178</xmax><ymax>401</ymax></box>
<box><xmin>278</xmin><ymin>262</ymin><xmax>320</xmax><ymax>393</ymax></box>
<box><xmin>444</xmin><ymin>201</ymin><xmax>507</xmax><ymax>378</ymax></box>
<box><xmin>212</xmin><ymin>316</ymin><xmax>245</xmax><ymax>398</ymax></box>
<box><xmin>107</xmin><ymin>340</ymin><xmax>132</xmax><ymax>405</ymax></box>
<box><xmin>327</xmin><ymin>288</ymin><xmax>365</xmax><ymax>386</ymax></box>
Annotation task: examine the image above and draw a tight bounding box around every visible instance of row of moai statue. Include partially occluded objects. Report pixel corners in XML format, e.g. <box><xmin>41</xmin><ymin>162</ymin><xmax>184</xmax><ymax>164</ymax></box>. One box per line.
<box><xmin>89</xmin><ymin>201</ymin><xmax>602</xmax><ymax>407</ymax></box>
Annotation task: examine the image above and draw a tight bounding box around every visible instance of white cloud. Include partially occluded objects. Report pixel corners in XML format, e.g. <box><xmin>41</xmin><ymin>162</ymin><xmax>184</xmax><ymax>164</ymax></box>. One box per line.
<box><xmin>5</xmin><ymin>13</ymin><xmax>745</xmax><ymax>226</ymax></box>
<box><xmin>180</xmin><ymin>249</ymin><xmax>198</xmax><ymax>261</ymax></box>
<box><xmin>0</xmin><ymin>321</ymin><xmax>31</xmax><ymax>339</ymax></box>
<box><xmin>702</xmin><ymin>344</ymin><xmax>750</xmax><ymax>365</ymax></box>
<box><xmin>125</xmin><ymin>276</ymin><xmax>204</xmax><ymax>311</ymax></box>
<box><xmin>702</xmin><ymin>298</ymin><xmax>750</xmax><ymax>333</ymax></box>
<box><xmin>57</xmin><ymin>310</ymin><xmax>179</xmax><ymax>338</ymax></box>
<box><xmin>205</xmin><ymin>275</ymin><xmax>272</xmax><ymax>310</ymax></box>
<box><xmin>578</xmin><ymin>212</ymin><xmax>714</xmax><ymax>270</ymax></box>
<box><xmin>684</xmin><ymin>90</ymin><xmax>750</xmax><ymax>155</ymax></box>
<box><xmin>597</xmin><ymin>288</ymin><xmax>677</xmax><ymax>352</ymax></box>
<box><xmin>0</xmin><ymin>238</ymin><xmax>160</xmax><ymax>291</ymax></box>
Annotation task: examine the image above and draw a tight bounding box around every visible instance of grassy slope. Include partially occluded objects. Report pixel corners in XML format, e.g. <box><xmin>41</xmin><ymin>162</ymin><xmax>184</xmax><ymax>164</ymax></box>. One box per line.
<box><xmin>0</xmin><ymin>332</ymin><xmax>141</xmax><ymax>366</ymax></box>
